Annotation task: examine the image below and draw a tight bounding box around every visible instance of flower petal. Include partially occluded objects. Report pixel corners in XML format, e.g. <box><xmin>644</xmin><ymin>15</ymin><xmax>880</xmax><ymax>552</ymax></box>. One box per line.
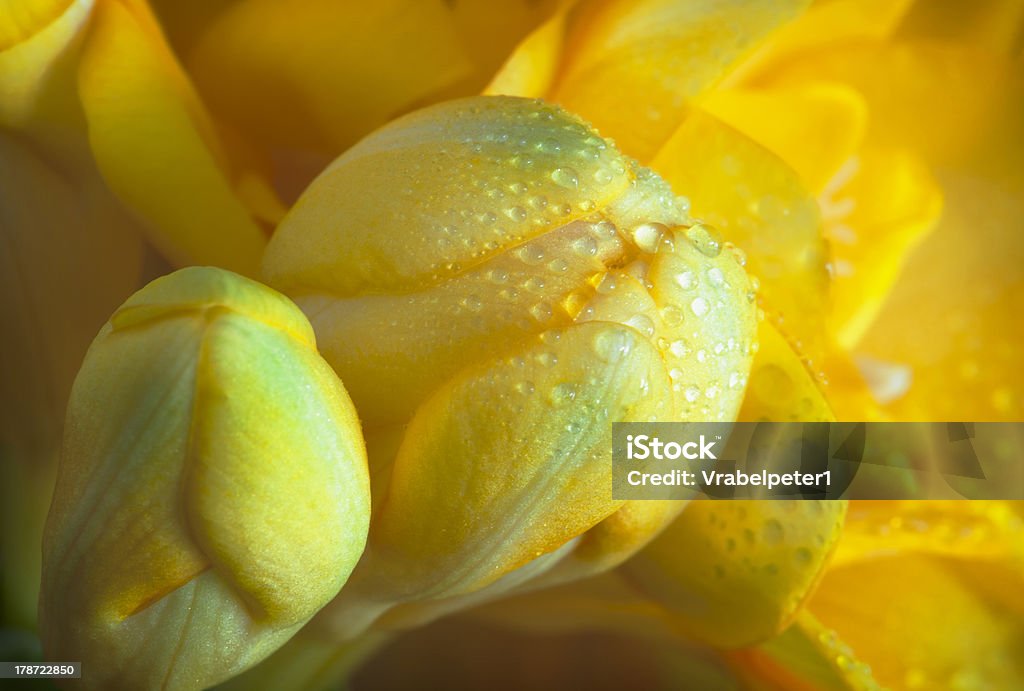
<box><xmin>807</xmin><ymin>555</ymin><xmax>1024</xmax><ymax>689</ymax></box>
<box><xmin>369</xmin><ymin>320</ymin><xmax>673</xmax><ymax>600</ymax></box>
<box><xmin>652</xmin><ymin>109</ymin><xmax>829</xmax><ymax>361</ymax></box>
<box><xmin>76</xmin><ymin>0</ymin><xmax>266</xmax><ymax>275</ymax></box>
<box><xmin>622</xmin><ymin>499</ymin><xmax>847</xmax><ymax>647</ymax></box>
<box><xmin>824</xmin><ymin>148</ymin><xmax>942</xmax><ymax>348</ymax></box>
<box><xmin>699</xmin><ymin>84</ymin><xmax>868</xmax><ymax>194</ymax></box>
<box><xmin>550</xmin><ymin>0</ymin><xmax>810</xmax><ymax>161</ymax></box>
<box><xmin>186</xmin><ymin>0</ymin><xmax>472</xmax><ymax>154</ymax></box>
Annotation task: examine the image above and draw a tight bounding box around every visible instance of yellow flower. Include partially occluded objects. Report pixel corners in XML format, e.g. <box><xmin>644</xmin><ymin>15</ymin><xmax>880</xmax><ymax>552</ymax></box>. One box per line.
<box><xmin>39</xmin><ymin>267</ymin><xmax>371</xmax><ymax>689</ymax></box>
<box><xmin>260</xmin><ymin>94</ymin><xmax>757</xmax><ymax>638</ymax></box>
<box><xmin>1</xmin><ymin>1</ymin><xmax>1021</xmax><ymax>689</ymax></box>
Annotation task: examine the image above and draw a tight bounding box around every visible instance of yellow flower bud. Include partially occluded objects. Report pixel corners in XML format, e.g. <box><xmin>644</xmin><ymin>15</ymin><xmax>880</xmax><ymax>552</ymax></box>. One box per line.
<box><xmin>262</xmin><ymin>96</ymin><xmax>757</xmax><ymax>632</ymax></box>
<box><xmin>39</xmin><ymin>267</ymin><xmax>371</xmax><ymax>690</ymax></box>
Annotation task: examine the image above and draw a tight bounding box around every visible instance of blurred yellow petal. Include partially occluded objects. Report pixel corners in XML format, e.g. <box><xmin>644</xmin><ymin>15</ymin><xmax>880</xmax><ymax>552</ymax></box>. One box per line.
<box><xmin>0</xmin><ymin>129</ymin><xmax>143</xmax><ymax>456</ymax></box>
<box><xmin>486</xmin><ymin>10</ymin><xmax>567</xmax><ymax>99</ymax></box>
<box><xmin>77</xmin><ymin>0</ymin><xmax>265</xmax><ymax>275</ymax></box>
<box><xmin>188</xmin><ymin>0</ymin><xmax>471</xmax><ymax>154</ymax></box>
<box><xmin>824</xmin><ymin>148</ymin><xmax>942</xmax><ymax>348</ymax></box>
<box><xmin>808</xmin><ymin>555</ymin><xmax>1024</xmax><ymax>689</ymax></box>
<box><xmin>551</xmin><ymin>0</ymin><xmax>810</xmax><ymax>161</ymax></box>
<box><xmin>0</xmin><ymin>0</ymin><xmax>91</xmax><ymax>128</ymax></box>
<box><xmin>371</xmin><ymin>321</ymin><xmax>673</xmax><ymax>600</ymax></box>
<box><xmin>728</xmin><ymin>0</ymin><xmax>915</xmax><ymax>86</ymax></box>
<box><xmin>857</xmin><ymin>171</ymin><xmax>1024</xmax><ymax>420</ymax></box>
<box><xmin>652</xmin><ymin>109</ymin><xmax>829</xmax><ymax>360</ymax></box>
<box><xmin>740</xmin><ymin>321</ymin><xmax>834</xmax><ymax>423</ymax></box>
<box><xmin>833</xmin><ymin>500</ymin><xmax>1024</xmax><ymax>568</ymax></box>
<box><xmin>622</xmin><ymin>500</ymin><xmax>847</xmax><ymax>648</ymax></box>
<box><xmin>761</xmin><ymin>40</ymin><xmax>1013</xmax><ymax>167</ymax></box>
<box><xmin>446</xmin><ymin>0</ymin><xmax>560</xmax><ymax>92</ymax></box>
<box><xmin>40</xmin><ymin>267</ymin><xmax>370</xmax><ymax>689</ymax></box>
<box><xmin>897</xmin><ymin>0</ymin><xmax>1024</xmax><ymax>54</ymax></box>
<box><xmin>700</xmin><ymin>84</ymin><xmax>868</xmax><ymax>194</ymax></box>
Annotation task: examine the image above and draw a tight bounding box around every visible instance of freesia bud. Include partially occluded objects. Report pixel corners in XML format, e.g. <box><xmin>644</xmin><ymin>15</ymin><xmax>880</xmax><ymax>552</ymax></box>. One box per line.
<box><xmin>262</xmin><ymin>96</ymin><xmax>757</xmax><ymax>633</ymax></box>
<box><xmin>39</xmin><ymin>267</ymin><xmax>371</xmax><ymax>690</ymax></box>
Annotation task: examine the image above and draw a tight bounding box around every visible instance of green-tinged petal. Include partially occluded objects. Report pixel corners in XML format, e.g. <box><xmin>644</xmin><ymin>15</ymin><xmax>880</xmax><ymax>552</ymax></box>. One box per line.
<box><xmin>40</xmin><ymin>267</ymin><xmax>370</xmax><ymax>690</ymax></box>
<box><xmin>77</xmin><ymin>0</ymin><xmax>265</xmax><ymax>275</ymax></box>
<box><xmin>699</xmin><ymin>84</ymin><xmax>868</xmax><ymax>195</ymax></box>
<box><xmin>369</xmin><ymin>320</ymin><xmax>672</xmax><ymax>600</ymax></box>
<box><xmin>550</xmin><ymin>0</ymin><xmax>810</xmax><ymax>161</ymax></box>
<box><xmin>187</xmin><ymin>0</ymin><xmax>471</xmax><ymax>154</ymax></box>
<box><xmin>652</xmin><ymin>108</ymin><xmax>829</xmax><ymax>361</ymax></box>
<box><xmin>264</xmin><ymin>96</ymin><xmax>635</xmax><ymax>297</ymax></box>
<box><xmin>807</xmin><ymin>555</ymin><xmax>1024</xmax><ymax>689</ymax></box>
<box><xmin>735</xmin><ymin>610</ymin><xmax>881</xmax><ymax>691</ymax></box>
<box><xmin>622</xmin><ymin>500</ymin><xmax>847</xmax><ymax>648</ymax></box>
<box><xmin>0</xmin><ymin>130</ymin><xmax>143</xmax><ymax>456</ymax></box>
<box><xmin>823</xmin><ymin>148</ymin><xmax>942</xmax><ymax>348</ymax></box>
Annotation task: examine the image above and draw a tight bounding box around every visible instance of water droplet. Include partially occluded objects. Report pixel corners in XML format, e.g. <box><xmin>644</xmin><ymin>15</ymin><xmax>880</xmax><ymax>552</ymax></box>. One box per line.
<box><xmin>660</xmin><ymin>305</ymin><xmax>683</xmax><ymax>326</ymax></box>
<box><xmin>507</xmin><ymin>206</ymin><xmax>528</xmax><ymax>222</ymax></box>
<box><xmin>515</xmin><ymin>381</ymin><xmax>535</xmax><ymax>395</ymax></box>
<box><xmin>524</xmin><ymin>276</ymin><xmax>545</xmax><ymax>293</ymax></box>
<box><xmin>488</xmin><ymin>268</ymin><xmax>509</xmax><ymax>284</ymax></box>
<box><xmin>547</xmin><ymin>258</ymin><xmax>569</xmax><ymax>274</ymax></box>
<box><xmin>630</xmin><ymin>222</ymin><xmax>668</xmax><ymax>253</ymax></box>
<box><xmin>530</xmin><ymin>302</ymin><xmax>553</xmax><ymax>322</ymax></box>
<box><xmin>540</xmin><ymin>330</ymin><xmax>562</xmax><ymax>345</ymax></box>
<box><xmin>762</xmin><ymin>519</ymin><xmax>784</xmax><ymax>544</ymax></box>
<box><xmin>509</xmin><ymin>182</ymin><xmax>528</xmax><ymax>195</ymax></box>
<box><xmin>669</xmin><ymin>340</ymin><xmax>690</xmax><ymax>359</ymax></box>
<box><xmin>549</xmin><ymin>383</ymin><xmax>577</xmax><ymax>406</ymax></box>
<box><xmin>551</xmin><ymin>167</ymin><xmax>579</xmax><ymax>189</ymax></box>
<box><xmin>594</xmin><ymin>168</ymin><xmax>614</xmax><ymax>185</ymax></box>
<box><xmin>593</xmin><ymin>329</ymin><xmax>633</xmax><ymax>362</ymax></box>
<box><xmin>690</xmin><ymin>297</ymin><xmax>709</xmax><ymax>317</ymax></box>
<box><xmin>686</xmin><ymin>222</ymin><xmax>723</xmax><ymax>257</ymax></box>
<box><xmin>625</xmin><ymin>313</ymin><xmax>656</xmax><ymax>338</ymax></box>
<box><xmin>707</xmin><ymin>267</ymin><xmax>725</xmax><ymax>286</ymax></box>
<box><xmin>530</xmin><ymin>195</ymin><xmax>548</xmax><ymax>211</ymax></box>
<box><xmin>795</xmin><ymin>547</ymin><xmax>813</xmax><ymax>563</ymax></box>
<box><xmin>573</xmin><ymin>236</ymin><xmax>598</xmax><ymax>257</ymax></box>
<box><xmin>536</xmin><ymin>352</ymin><xmax>558</xmax><ymax>367</ymax></box>
<box><xmin>595</xmin><ymin>273</ymin><xmax>617</xmax><ymax>294</ymax></box>
<box><xmin>460</xmin><ymin>295</ymin><xmax>482</xmax><ymax>312</ymax></box>
<box><xmin>684</xmin><ymin>386</ymin><xmax>700</xmax><ymax>403</ymax></box>
<box><xmin>675</xmin><ymin>271</ymin><xmax>696</xmax><ymax>290</ymax></box>
<box><xmin>516</xmin><ymin>244</ymin><xmax>545</xmax><ymax>265</ymax></box>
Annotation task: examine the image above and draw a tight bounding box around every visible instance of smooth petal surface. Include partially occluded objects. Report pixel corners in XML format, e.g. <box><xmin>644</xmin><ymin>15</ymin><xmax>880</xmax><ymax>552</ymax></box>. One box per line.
<box><xmin>40</xmin><ymin>267</ymin><xmax>370</xmax><ymax>690</ymax></box>
<box><xmin>550</xmin><ymin>0</ymin><xmax>810</xmax><ymax>161</ymax></box>
<box><xmin>622</xmin><ymin>500</ymin><xmax>847</xmax><ymax>648</ymax></box>
<box><xmin>370</xmin><ymin>321</ymin><xmax>672</xmax><ymax>600</ymax></box>
<box><xmin>652</xmin><ymin>108</ymin><xmax>829</xmax><ymax>361</ymax></box>
<box><xmin>77</xmin><ymin>0</ymin><xmax>265</xmax><ymax>275</ymax></box>
<box><xmin>187</xmin><ymin>0</ymin><xmax>471</xmax><ymax>154</ymax></box>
